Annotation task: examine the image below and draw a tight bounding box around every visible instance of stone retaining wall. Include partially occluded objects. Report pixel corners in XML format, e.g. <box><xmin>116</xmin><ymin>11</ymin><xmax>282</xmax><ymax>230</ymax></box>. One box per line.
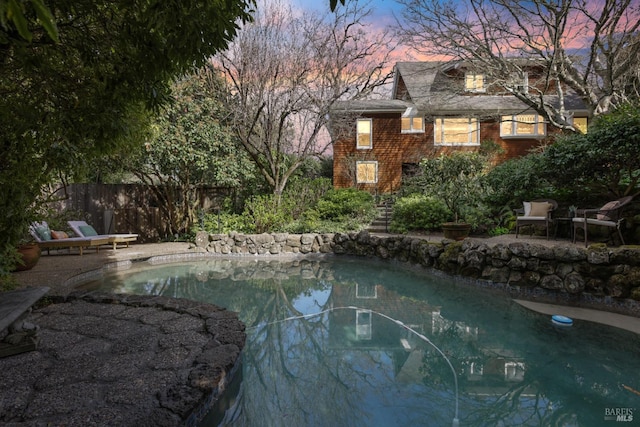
<box><xmin>196</xmin><ymin>232</ymin><xmax>335</xmax><ymax>255</ymax></box>
<box><xmin>195</xmin><ymin>231</ymin><xmax>640</xmax><ymax>315</ymax></box>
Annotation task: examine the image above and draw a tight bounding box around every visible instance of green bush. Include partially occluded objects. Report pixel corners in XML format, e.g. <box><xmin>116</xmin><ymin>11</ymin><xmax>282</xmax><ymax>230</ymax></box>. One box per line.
<box><xmin>542</xmin><ymin>103</ymin><xmax>640</xmax><ymax>200</ymax></box>
<box><xmin>488</xmin><ymin>226</ymin><xmax>510</xmax><ymax>236</ymax></box>
<box><xmin>195</xmin><ymin>186</ymin><xmax>376</xmax><ymax>235</ymax></box>
<box><xmin>482</xmin><ymin>153</ymin><xmax>554</xmax><ymax>207</ymax></box>
<box><xmin>242</xmin><ymin>194</ymin><xmax>294</xmax><ymax>234</ymax></box>
<box><xmin>197</xmin><ymin>211</ymin><xmax>245</xmax><ymax>234</ymax></box>
<box><xmin>284</xmin><ymin>177</ymin><xmax>333</xmax><ymax>218</ymax></box>
<box><xmin>284</xmin><ymin>217</ymin><xmax>365</xmax><ymax>234</ymax></box>
<box><xmin>389</xmin><ymin>195</ymin><xmax>450</xmax><ymax>233</ymax></box>
<box><xmin>312</xmin><ymin>188</ymin><xmax>376</xmax><ymax>223</ymax></box>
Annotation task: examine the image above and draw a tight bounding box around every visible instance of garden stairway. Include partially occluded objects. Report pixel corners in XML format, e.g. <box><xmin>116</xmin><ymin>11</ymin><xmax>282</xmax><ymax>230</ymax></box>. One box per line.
<box><xmin>367</xmin><ymin>200</ymin><xmax>393</xmax><ymax>233</ymax></box>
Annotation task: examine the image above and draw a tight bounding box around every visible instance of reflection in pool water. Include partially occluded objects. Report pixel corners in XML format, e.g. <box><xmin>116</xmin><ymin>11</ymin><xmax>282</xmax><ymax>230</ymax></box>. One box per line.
<box><xmin>80</xmin><ymin>256</ymin><xmax>640</xmax><ymax>427</ymax></box>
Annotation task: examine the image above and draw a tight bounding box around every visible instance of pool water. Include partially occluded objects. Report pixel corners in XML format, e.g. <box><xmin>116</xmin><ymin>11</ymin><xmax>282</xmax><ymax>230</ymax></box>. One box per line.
<box><xmin>80</xmin><ymin>256</ymin><xmax>640</xmax><ymax>427</ymax></box>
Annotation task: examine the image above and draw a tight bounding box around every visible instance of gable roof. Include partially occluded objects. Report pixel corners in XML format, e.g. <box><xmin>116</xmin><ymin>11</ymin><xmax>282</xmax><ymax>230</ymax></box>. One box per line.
<box><xmin>332</xmin><ymin>60</ymin><xmax>588</xmax><ymax>118</ymax></box>
<box><xmin>392</xmin><ymin>61</ymin><xmax>443</xmax><ymax>104</ymax></box>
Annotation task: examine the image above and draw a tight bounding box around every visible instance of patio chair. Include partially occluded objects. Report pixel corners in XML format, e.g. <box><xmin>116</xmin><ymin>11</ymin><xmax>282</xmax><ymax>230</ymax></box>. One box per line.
<box><xmin>572</xmin><ymin>196</ymin><xmax>633</xmax><ymax>247</ymax></box>
<box><xmin>68</xmin><ymin>220</ymin><xmax>138</xmax><ymax>250</ymax></box>
<box><xmin>29</xmin><ymin>222</ymin><xmax>109</xmax><ymax>256</ymax></box>
<box><xmin>515</xmin><ymin>199</ymin><xmax>558</xmax><ymax>240</ymax></box>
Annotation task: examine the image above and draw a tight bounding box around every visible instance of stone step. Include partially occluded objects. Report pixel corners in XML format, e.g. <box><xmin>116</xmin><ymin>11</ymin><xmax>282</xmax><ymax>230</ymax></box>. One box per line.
<box><xmin>0</xmin><ymin>286</ymin><xmax>49</xmax><ymax>358</ymax></box>
<box><xmin>0</xmin><ymin>287</ymin><xmax>49</xmax><ymax>333</ymax></box>
<box><xmin>368</xmin><ymin>201</ymin><xmax>393</xmax><ymax>232</ymax></box>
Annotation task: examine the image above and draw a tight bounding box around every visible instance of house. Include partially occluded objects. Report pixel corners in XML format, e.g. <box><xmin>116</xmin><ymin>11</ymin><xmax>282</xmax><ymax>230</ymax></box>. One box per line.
<box><xmin>329</xmin><ymin>61</ymin><xmax>588</xmax><ymax>194</ymax></box>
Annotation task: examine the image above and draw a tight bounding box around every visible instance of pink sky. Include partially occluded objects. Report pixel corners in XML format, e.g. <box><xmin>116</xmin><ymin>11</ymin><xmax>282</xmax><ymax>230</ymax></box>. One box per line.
<box><xmin>293</xmin><ymin>0</ymin><xmax>640</xmax><ymax>60</ymax></box>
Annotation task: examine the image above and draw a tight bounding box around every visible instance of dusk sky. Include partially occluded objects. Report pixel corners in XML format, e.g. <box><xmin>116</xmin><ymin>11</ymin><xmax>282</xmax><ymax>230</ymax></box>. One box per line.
<box><xmin>292</xmin><ymin>0</ymin><xmax>416</xmax><ymax>62</ymax></box>
<box><xmin>293</xmin><ymin>0</ymin><xmax>404</xmax><ymax>27</ymax></box>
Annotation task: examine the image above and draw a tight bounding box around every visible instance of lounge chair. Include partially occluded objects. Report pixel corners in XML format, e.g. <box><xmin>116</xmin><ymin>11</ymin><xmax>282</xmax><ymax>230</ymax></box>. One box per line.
<box><xmin>572</xmin><ymin>196</ymin><xmax>633</xmax><ymax>247</ymax></box>
<box><xmin>515</xmin><ymin>199</ymin><xmax>558</xmax><ymax>240</ymax></box>
<box><xmin>68</xmin><ymin>221</ymin><xmax>138</xmax><ymax>250</ymax></box>
<box><xmin>29</xmin><ymin>222</ymin><xmax>110</xmax><ymax>256</ymax></box>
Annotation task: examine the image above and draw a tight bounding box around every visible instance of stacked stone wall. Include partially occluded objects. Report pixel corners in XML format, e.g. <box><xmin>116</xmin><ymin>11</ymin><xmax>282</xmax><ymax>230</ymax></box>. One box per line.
<box><xmin>195</xmin><ymin>231</ymin><xmax>640</xmax><ymax>316</ymax></box>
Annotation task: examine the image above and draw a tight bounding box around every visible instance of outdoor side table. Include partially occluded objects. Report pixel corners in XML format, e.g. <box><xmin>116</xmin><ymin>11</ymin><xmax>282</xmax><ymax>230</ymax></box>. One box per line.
<box><xmin>554</xmin><ymin>217</ymin><xmax>574</xmax><ymax>240</ymax></box>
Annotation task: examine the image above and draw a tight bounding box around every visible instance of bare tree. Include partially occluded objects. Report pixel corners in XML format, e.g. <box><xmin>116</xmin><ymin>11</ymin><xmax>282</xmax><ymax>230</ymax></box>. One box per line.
<box><xmin>395</xmin><ymin>0</ymin><xmax>640</xmax><ymax>130</ymax></box>
<box><xmin>216</xmin><ymin>0</ymin><xmax>395</xmax><ymax>200</ymax></box>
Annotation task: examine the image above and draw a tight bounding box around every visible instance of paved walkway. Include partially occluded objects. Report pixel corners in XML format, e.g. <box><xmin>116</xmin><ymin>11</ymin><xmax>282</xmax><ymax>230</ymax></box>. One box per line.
<box><xmin>13</xmin><ymin>242</ymin><xmax>196</xmax><ymax>295</ymax></box>
<box><xmin>2</xmin><ymin>243</ymin><xmax>245</xmax><ymax>427</ymax></box>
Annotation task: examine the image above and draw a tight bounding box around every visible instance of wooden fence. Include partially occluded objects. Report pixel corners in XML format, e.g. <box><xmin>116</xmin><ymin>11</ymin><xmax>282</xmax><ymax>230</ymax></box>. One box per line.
<box><xmin>54</xmin><ymin>183</ymin><xmax>230</xmax><ymax>243</ymax></box>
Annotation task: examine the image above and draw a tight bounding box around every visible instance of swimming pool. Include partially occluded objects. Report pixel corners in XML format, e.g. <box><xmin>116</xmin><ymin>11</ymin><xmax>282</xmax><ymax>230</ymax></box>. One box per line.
<box><xmin>80</xmin><ymin>256</ymin><xmax>640</xmax><ymax>426</ymax></box>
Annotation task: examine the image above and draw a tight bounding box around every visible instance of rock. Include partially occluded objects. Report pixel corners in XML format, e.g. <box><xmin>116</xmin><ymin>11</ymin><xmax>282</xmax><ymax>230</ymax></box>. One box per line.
<box><xmin>540</xmin><ymin>274</ymin><xmax>563</xmax><ymax>290</ymax></box>
<box><xmin>194</xmin><ymin>231</ymin><xmax>209</xmax><ymax>248</ymax></box>
<box><xmin>564</xmin><ymin>272</ymin><xmax>586</xmax><ymax>294</ymax></box>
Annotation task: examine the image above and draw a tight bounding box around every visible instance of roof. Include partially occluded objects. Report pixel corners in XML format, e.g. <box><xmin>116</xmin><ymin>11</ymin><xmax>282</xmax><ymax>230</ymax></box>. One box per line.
<box><xmin>392</xmin><ymin>61</ymin><xmax>443</xmax><ymax>103</ymax></box>
<box><xmin>331</xmin><ymin>60</ymin><xmax>588</xmax><ymax>117</ymax></box>
<box><xmin>330</xmin><ymin>99</ymin><xmax>411</xmax><ymax>114</ymax></box>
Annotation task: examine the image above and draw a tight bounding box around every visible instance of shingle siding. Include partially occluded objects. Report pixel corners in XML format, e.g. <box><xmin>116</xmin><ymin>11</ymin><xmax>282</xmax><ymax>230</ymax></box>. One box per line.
<box><xmin>331</xmin><ymin>60</ymin><xmax>584</xmax><ymax>194</ymax></box>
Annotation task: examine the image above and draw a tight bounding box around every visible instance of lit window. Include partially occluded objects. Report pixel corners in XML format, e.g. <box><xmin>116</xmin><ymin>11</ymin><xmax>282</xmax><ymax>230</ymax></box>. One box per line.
<box><xmin>465</xmin><ymin>72</ymin><xmax>485</xmax><ymax>92</ymax></box>
<box><xmin>573</xmin><ymin>117</ymin><xmax>588</xmax><ymax>133</ymax></box>
<box><xmin>500</xmin><ymin>114</ymin><xmax>546</xmax><ymax>138</ymax></box>
<box><xmin>401</xmin><ymin>116</ymin><xmax>424</xmax><ymax>133</ymax></box>
<box><xmin>356</xmin><ymin>161</ymin><xmax>377</xmax><ymax>184</ymax></box>
<box><xmin>434</xmin><ymin>118</ymin><xmax>480</xmax><ymax>146</ymax></box>
<box><xmin>356</xmin><ymin>118</ymin><xmax>372</xmax><ymax>149</ymax></box>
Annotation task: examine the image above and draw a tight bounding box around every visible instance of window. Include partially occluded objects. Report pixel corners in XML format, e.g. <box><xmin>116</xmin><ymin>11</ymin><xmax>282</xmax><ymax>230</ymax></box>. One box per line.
<box><xmin>500</xmin><ymin>114</ymin><xmax>546</xmax><ymax>138</ymax></box>
<box><xmin>401</xmin><ymin>107</ymin><xmax>424</xmax><ymax>133</ymax></box>
<box><xmin>401</xmin><ymin>116</ymin><xmax>424</xmax><ymax>133</ymax></box>
<box><xmin>356</xmin><ymin>161</ymin><xmax>378</xmax><ymax>184</ymax></box>
<box><xmin>465</xmin><ymin>72</ymin><xmax>486</xmax><ymax>92</ymax></box>
<box><xmin>356</xmin><ymin>118</ymin><xmax>372</xmax><ymax>149</ymax></box>
<box><xmin>434</xmin><ymin>118</ymin><xmax>480</xmax><ymax>146</ymax></box>
<box><xmin>356</xmin><ymin>283</ymin><xmax>377</xmax><ymax>299</ymax></box>
<box><xmin>573</xmin><ymin>117</ymin><xmax>588</xmax><ymax>134</ymax></box>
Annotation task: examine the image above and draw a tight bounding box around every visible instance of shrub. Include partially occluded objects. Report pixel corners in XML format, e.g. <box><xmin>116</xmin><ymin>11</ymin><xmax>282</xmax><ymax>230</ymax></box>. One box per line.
<box><xmin>487</xmin><ymin>226</ymin><xmax>510</xmax><ymax>236</ymax></box>
<box><xmin>312</xmin><ymin>188</ymin><xmax>376</xmax><ymax>223</ymax></box>
<box><xmin>283</xmin><ymin>177</ymin><xmax>333</xmax><ymax>218</ymax></box>
<box><xmin>243</xmin><ymin>194</ymin><xmax>294</xmax><ymax>234</ymax></box>
<box><xmin>542</xmin><ymin>103</ymin><xmax>640</xmax><ymax>200</ymax></box>
<box><xmin>390</xmin><ymin>195</ymin><xmax>450</xmax><ymax>233</ymax></box>
<box><xmin>482</xmin><ymin>153</ymin><xmax>554</xmax><ymax>207</ymax></box>
<box><xmin>417</xmin><ymin>152</ymin><xmax>488</xmax><ymax>223</ymax></box>
<box><xmin>195</xmin><ymin>186</ymin><xmax>376</xmax><ymax>235</ymax></box>
<box><xmin>200</xmin><ymin>211</ymin><xmax>248</xmax><ymax>234</ymax></box>
<box><xmin>284</xmin><ymin>217</ymin><xmax>365</xmax><ymax>234</ymax></box>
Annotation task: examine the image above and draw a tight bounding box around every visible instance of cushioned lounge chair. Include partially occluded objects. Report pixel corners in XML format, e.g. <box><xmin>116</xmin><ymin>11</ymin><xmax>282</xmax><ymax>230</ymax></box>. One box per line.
<box><xmin>572</xmin><ymin>196</ymin><xmax>633</xmax><ymax>247</ymax></box>
<box><xmin>515</xmin><ymin>199</ymin><xmax>558</xmax><ymax>240</ymax></box>
<box><xmin>29</xmin><ymin>222</ymin><xmax>109</xmax><ymax>256</ymax></box>
<box><xmin>68</xmin><ymin>221</ymin><xmax>138</xmax><ymax>250</ymax></box>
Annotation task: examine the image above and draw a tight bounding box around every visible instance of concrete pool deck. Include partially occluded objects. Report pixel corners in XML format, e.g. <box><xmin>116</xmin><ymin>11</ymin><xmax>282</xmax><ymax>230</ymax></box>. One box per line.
<box><xmin>4</xmin><ymin>236</ymin><xmax>640</xmax><ymax>425</ymax></box>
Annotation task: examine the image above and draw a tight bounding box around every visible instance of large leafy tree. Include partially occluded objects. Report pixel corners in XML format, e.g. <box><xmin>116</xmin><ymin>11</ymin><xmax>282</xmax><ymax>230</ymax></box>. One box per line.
<box><xmin>542</xmin><ymin>103</ymin><xmax>640</xmax><ymax>199</ymax></box>
<box><xmin>0</xmin><ymin>0</ymin><xmax>254</xmax><ymax>275</ymax></box>
<box><xmin>0</xmin><ymin>0</ymin><xmax>58</xmax><ymax>42</ymax></box>
<box><xmin>125</xmin><ymin>67</ymin><xmax>255</xmax><ymax>237</ymax></box>
<box><xmin>395</xmin><ymin>0</ymin><xmax>640</xmax><ymax>130</ymax></box>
